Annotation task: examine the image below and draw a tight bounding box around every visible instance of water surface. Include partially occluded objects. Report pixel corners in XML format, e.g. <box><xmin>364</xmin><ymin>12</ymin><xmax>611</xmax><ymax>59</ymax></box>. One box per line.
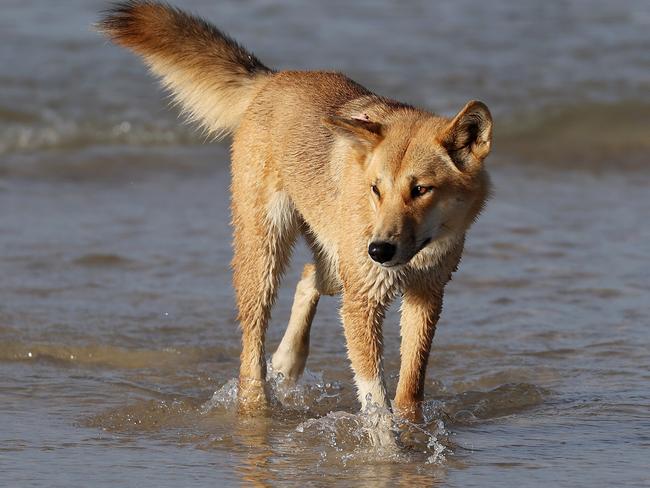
<box><xmin>1</xmin><ymin>1</ymin><xmax>649</xmax><ymax>486</ymax></box>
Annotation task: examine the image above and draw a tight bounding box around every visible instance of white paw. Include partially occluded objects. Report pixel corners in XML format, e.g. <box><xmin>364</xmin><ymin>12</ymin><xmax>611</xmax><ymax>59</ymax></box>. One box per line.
<box><xmin>271</xmin><ymin>348</ymin><xmax>307</xmax><ymax>383</ymax></box>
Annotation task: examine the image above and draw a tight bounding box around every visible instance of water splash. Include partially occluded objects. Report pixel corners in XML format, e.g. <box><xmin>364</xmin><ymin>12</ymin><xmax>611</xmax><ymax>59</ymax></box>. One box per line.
<box><xmin>200</xmin><ymin>378</ymin><xmax>239</xmax><ymax>413</ymax></box>
<box><xmin>201</xmin><ymin>364</ymin><xmax>448</xmax><ymax>464</ymax></box>
<box><xmin>294</xmin><ymin>405</ymin><xmax>448</xmax><ymax>465</ymax></box>
<box><xmin>200</xmin><ymin>362</ymin><xmax>343</xmax><ymax>415</ymax></box>
<box><xmin>267</xmin><ymin>362</ymin><xmax>344</xmax><ymax>413</ymax></box>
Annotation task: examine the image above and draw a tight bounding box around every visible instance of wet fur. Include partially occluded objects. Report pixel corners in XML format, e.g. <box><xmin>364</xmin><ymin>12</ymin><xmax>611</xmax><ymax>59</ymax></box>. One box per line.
<box><xmin>99</xmin><ymin>1</ymin><xmax>493</xmax><ymax>423</ymax></box>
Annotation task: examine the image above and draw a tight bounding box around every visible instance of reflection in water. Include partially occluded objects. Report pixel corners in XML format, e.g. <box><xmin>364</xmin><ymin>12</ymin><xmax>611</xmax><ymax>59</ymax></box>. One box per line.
<box><xmin>233</xmin><ymin>417</ymin><xmax>275</xmax><ymax>488</ymax></box>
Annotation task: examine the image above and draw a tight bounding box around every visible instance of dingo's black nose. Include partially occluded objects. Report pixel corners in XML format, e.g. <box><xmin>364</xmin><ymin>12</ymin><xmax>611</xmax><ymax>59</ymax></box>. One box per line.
<box><xmin>368</xmin><ymin>241</ymin><xmax>396</xmax><ymax>263</ymax></box>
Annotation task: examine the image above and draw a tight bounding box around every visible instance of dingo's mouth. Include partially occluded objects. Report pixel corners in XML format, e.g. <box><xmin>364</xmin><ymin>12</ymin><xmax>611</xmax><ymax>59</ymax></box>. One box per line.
<box><xmin>417</xmin><ymin>237</ymin><xmax>432</xmax><ymax>253</ymax></box>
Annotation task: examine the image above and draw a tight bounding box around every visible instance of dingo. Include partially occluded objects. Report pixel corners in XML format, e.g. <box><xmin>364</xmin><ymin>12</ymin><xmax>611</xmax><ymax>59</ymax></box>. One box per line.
<box><xmin>100</xmin><ymin>1</ymin><xmax>492</xmax><ymax>424</ymax></box>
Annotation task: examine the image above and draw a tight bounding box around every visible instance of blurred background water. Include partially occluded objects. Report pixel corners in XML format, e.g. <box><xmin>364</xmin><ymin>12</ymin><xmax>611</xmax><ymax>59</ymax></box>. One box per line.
<box><xmin>1</xmin><ymin>1</ymin><xmax>649</xmax><ymax>486</ymax></box>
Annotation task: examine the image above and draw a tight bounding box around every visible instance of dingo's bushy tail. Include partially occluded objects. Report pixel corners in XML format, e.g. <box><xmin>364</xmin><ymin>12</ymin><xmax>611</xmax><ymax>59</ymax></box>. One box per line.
<box><xmin>98</xmin><ymin>1</ymin><xmax>272</xmax><ymax>137</ymax></box>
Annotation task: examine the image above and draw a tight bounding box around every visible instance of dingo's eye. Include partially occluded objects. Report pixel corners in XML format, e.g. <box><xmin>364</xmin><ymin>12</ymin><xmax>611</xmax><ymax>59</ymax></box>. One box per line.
<box><xmin>371</xmin><ymin>185</ymin><xmax>381</xmax><ymax>197</ymax></box>
<box><xmin>411</xmin><ymin>185</ymin><xmax>433</xmax><ymax>198</ymax></box>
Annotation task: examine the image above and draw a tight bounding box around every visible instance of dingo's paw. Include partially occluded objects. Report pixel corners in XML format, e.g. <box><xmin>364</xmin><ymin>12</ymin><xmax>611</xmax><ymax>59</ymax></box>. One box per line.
<box><xmin>237</xmin><ymin>377</ymin><xmax>269</xmax><ymax>415</ymax></box>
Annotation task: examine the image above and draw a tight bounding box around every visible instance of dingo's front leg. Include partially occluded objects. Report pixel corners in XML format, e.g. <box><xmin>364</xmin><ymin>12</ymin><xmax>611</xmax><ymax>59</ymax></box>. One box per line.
<box><xmin>340</xmin><ymin>293</ymin><xmax>389</xmax><ymax>411</ymax></box>
<box><xmin>393</xmin><ymin>287</ymin><xmax>443</xmax><ymax>423</ymax></box>
<box><xmin>341</xmin><ymin>290</ymin><xmax>399</xmax><ymax>448</ymax></box>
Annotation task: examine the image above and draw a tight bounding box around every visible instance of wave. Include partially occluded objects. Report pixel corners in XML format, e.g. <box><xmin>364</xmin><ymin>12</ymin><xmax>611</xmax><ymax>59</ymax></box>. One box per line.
<box><xmin>0</xmin><ymin>113</ymin><xmax>201</xmax><ymax>156</ymax></box>
<box><xmin>1</xmin><ymin>101</ymin><xmax>648</xmax><ymax>172</ymax></box>
<box><xmin>498</xmin><ymin>100</ymin><xmax>650</xmax><ymax>169</ymax></box>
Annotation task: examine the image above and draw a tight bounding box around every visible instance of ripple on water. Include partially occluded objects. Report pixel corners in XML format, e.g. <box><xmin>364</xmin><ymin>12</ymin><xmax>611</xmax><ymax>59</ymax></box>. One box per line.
<box><xmin>0</xmin><ymin>341</ymin><xmax>210</xmax><ymax>370</ymax></box>
<box><xmin>441</xmin><ymin>383</ymin><xmax>548</xmax><ymax>424</ymax></box>
<box><xmin>84</xmin><ymin>397</ymin><xmax>200</xmax><ymax>434</ymax></box>
<box><xmin>71</xmin><ymin>253</ymin><xmax>137</xmax><ymax>269</ymax></box>
<box><xmin>81</xmin><ymin>360</ymin><xmax>549</xmax><ymax>467</ymax></box>
<box><xmin>197</xmin><ymin>369</ymin><xmax>546</xmax><ymax>464</ymax></box>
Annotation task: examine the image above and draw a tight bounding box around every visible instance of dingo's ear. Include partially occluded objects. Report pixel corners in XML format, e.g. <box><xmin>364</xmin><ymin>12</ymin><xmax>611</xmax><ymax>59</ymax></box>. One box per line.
<box><xmin>441</xmin><ymin>100</ymin><xmax>492</xmax><ymax>172</ymax></box>
<box><xmin>323</xmin><ymin>115</ymin><xmax>384</xmax><ymax>149</ymax></box>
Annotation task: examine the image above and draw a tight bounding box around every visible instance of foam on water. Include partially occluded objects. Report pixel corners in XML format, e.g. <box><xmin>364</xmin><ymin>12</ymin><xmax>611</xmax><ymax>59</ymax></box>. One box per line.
<box><xmin>0</xmin><ymin>115</ymin><xmax>198</xmax><ymax>156</ymax></box>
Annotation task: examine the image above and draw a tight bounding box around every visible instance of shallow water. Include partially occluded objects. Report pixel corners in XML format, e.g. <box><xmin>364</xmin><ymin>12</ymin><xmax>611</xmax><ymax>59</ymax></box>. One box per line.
<box><xmin>1</xmin><ymin>1</ymin><xmax>649</xmax><ymax>486</ymax></box>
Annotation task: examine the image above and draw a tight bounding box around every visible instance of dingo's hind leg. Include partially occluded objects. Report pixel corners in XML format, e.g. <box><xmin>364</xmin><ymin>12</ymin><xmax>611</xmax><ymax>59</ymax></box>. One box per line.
<box><xmin>271</xmin><ymin>264</ymin><xmax>320</xmax><ymax>383</ymax></box>
<box><xmin>232</xmin><ymin>187</ymin><xmax>299</xmax><ymax>413</ymax></box>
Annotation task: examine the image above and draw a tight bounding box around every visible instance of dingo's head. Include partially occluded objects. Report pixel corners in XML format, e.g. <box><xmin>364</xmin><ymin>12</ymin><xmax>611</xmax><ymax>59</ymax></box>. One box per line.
<box><xmin>325</xmin><ymin>101</ymin><xmax>492</xmax><ymax>267</ymax></box>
